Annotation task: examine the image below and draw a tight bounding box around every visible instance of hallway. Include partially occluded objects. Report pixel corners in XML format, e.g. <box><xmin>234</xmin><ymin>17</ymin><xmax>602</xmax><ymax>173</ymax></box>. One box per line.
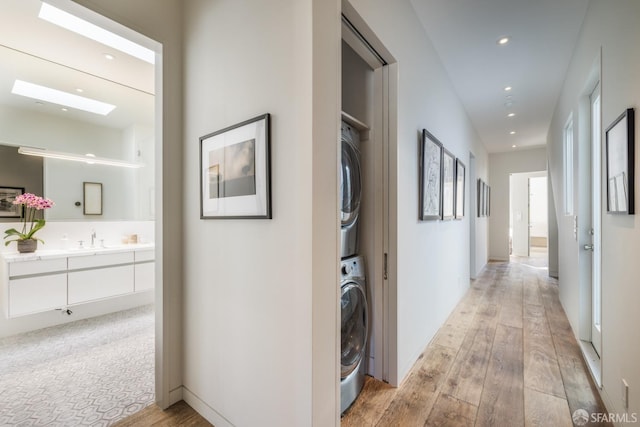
<box><xmin>342</xmin><ymin>260</ymin><xmax>609</xmax><ymax>426</ymax></box>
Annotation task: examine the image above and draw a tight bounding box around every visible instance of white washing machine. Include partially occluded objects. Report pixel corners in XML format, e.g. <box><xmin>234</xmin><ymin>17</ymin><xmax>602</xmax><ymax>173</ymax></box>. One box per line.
<box><xmin>340</xmin><ymin>122</ymin><xmax>362</xmax><ymax>259</ymax></box>
<box><xmin>340</xmin><ymin>255</ymin><xmax>368</xmax><ymax>414</ymax></box>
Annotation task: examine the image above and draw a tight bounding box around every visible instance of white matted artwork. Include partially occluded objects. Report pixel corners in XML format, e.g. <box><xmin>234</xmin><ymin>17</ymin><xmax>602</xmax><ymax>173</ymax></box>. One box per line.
<box><xmin>200</xmin><ymin>114</ymin><xmax>271</xmax><ymax>219</ymax></box>
<box><xmin>442</xmin><ymin>149</ymin><xmax>455</xmax><ymax>220</ymax></box>
<box><xmin>455</xmin><ymin>159</ymin><xmax>465</xmax><ymax>219</ymax></box>
<box><xmin>420</xmin><ymin>129</ymin><xmax>443</xmax><ymax>220</ymax></box>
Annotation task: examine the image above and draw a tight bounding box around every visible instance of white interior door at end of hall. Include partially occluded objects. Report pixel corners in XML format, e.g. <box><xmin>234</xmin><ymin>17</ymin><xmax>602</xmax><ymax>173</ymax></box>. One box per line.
<box><xmin>511</xmin><ymin>174</ymin><xmax>530</xmax><ymax>257</ymax></box>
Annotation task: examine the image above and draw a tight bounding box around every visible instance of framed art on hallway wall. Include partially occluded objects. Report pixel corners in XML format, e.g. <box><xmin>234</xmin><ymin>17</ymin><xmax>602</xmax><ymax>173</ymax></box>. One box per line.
<box><xmin>455</xmin><ymin>159</ymin><xmax>465</xmax><ymax>219</ymax></box>
<box><xmin>441</xmin><ymin>149</ymin><xmax>455</xmax><ymax>220</ymax></box>
<box><xmin>419</xmin><ymin>129</ymin><xmax>443</xmax><ymax>220</ymax></box>
<box><xmin>200</xmin><ymin>114</ymin><xmax>271</xmax><ymax>219</ymax></box>
<box><xmin>605</xmin><ymin>108</ymin><xmax>635</xmax><ymax>214</ymax></box>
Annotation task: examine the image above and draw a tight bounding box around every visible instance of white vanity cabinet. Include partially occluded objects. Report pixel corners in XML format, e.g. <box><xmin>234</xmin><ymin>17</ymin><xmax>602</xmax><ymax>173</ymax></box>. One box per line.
<box><xmin>0</xmin><ymin>245</ymin><xmax>155</xmax><ymax>318</ymax></box>
<box><xmin>4</xmin><ymin>258</ymin><xmax>67</xmax><ymax>317</ymax></box>
<box><xmin>68</xmin><ymin>252</ymin><xmax>135</xmax><ymax>304</ymax></box>
<box><xmin>134</xmin><ymin>249</ymin><xmax>155</xmax><ymax>292</ymax></box>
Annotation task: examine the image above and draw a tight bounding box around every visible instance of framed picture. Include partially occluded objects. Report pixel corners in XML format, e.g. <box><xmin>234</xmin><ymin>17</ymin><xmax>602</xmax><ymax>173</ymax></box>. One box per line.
<box><xmin>477</xmin><ymin>179</ymin><xmax>483</xmax><ymax>217</ymax></box>
<box><xmin>605</xmin><ymin>108</ymin><xmax>635</xmax><ymax>214</ymax></box>
<box><xmin>0</xmin><ymin>186</ymin><xmax>24</xmax><ymax>218</ymax></box>
<box><xmin>455</xmin><ymin>159</ymin><xmax>466</xmax><ymax>219</ymax></box>
<box><xmin>200</xmin><ymin>114</ymin><xmax>271</xmax><ymax>219</ymax></box>
<box><xmin>419</xmin><ymin>129</ymin><xmax>443</xmax><ymax>220</ymax></box>
<box><xmin>486</xmin><ymin>184</ymin><xmax>491</xmax><ymax>217</ymax></box>
<box><xmin>442</xmin><ymin>148</ymin><xmax>455</xmax><ymax>220</ymax></box>
<box><xmin>83</xmin><ymin>182</ymin><xmax>103</xmax><ymax>215</ymax></box>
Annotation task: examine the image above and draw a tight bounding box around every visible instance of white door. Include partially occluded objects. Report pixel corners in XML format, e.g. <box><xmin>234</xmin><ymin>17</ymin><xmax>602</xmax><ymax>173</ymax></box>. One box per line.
<box><xmin>510</xmin><ymin>173</ymin><xmax>530</xmax><ymax>257</ymax></box>
<box><xmin>588</xmin><ymin>83</ymin><xmax>602</xmax><ymax>356</ymax></box>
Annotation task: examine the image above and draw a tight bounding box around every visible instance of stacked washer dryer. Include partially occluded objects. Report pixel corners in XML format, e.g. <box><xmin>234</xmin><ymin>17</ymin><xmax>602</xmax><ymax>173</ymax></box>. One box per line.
<box><xmin>340</xmin><ymin>121</ymin><xmax>369</xmax><ymax>414</ymax></box>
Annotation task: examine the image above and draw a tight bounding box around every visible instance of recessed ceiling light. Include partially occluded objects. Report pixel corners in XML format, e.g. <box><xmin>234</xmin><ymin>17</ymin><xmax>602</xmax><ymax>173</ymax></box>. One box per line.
<box><xmin>104</xmin><ymin>53</ymin><xmax>115</xmax><ymax>60</ymax></box>
<box><xmin>39</xmin><ymin>3</ymin><xmax>155</xmax><ymax>64</ymax></box>
<box><xmin>510</xmin><ymin>131</ymin><xmax>516</xmax><ymax>135</ymax></box>
<box><xmin>76</xmin><ymin>88</ymin><xmax>84</xmax><ymax>93</ymax></box>
<box><xmin>504</xmin><ymin>86</ymin><xmax>512</xmax><ymax>92</ymax></box>
<box><xmin>61</xmin><ymin>108</ymin><xmax>68</xmax><ymax>112</ymax></box>
<box><xmin>512</xmin><ymin>144</ymin><xmax>517</xmax><ymax>148</ymax></box>
<box><xmin>497</xmin><ymin>36</ymin><xmax>510</xmax><ymax>45</ymax></box>
<box><xmin>508</xmin><ymin>113</ymin><xmax>516</xmax><ymax>117</ymax></box>
<box><xmin>12</xmin><ymin>80</ymin><xmax>116</xmax><ymax>116</ymax></box>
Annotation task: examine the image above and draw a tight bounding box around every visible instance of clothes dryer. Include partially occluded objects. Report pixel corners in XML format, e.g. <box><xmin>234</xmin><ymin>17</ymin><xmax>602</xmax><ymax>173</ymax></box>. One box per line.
<box><xmin>340</xmin><ymin>255</ymin><xmax>368</xmax><ymax>414</ymax></box>
<box><xmin>340</xmin><ymin>122</ymin><xmax>362</xmax><ymax>259</ymax></box>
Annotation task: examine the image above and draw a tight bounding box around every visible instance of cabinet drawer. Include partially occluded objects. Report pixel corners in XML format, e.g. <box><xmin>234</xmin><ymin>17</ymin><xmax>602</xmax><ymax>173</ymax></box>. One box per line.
<box><xmin>134</xmin><ymin>262</ymin><xmax>154</xmax><ymax>292</ymax></box>
<box><xmin>68</xmin><ymin>265</ymin><xmax>134</xmax><ymax>304</ymax></box>
<box><xmin>9</xmin><ymin>258</ymin><xmax>67</xmax><ymax>278</ymax></box>
<box><xmin>9</xmin><ymin>273</ymin><xmax>67</xmax><ymax>317</ymax></box>
<box><xmin>135</xmin><ymin>249</ymin><xmax>155</xmax><ymax>262</ymax></box>
<box><xmin>68</xmin><ymin>252</ymin><xmax>133</xmax><ymax>270</ymax></box>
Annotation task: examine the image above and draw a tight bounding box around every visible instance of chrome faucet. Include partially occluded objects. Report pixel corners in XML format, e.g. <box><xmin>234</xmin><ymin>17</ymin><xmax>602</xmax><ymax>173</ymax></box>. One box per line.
<box><xmin>90</xmin><ymin>229</ymin><xmax>96</xmax><ymax>247</ymax></box>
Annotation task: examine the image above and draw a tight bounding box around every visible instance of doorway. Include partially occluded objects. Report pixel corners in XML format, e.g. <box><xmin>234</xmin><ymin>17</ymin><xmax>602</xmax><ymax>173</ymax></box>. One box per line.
<box><xmin>509</xmin><ymin>171</ymin><xmax>548</xmax><ymax>268</ymax></box>
<box><xmin>0</xmin><ymin>0</ymin><xmax>163</xmax><ymax>422</ymax></box>
<box><xmin>341</xmin><ymin>3</ymin><xmax>397</xmax><ymax>385</ymax></box>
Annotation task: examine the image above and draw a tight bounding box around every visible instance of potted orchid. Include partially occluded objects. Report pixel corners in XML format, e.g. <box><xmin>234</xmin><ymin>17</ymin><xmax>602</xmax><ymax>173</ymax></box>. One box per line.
<box><xmin>3</xmin><ymin>193</ymin><xmax>54</xmax><ymax>253</ymax></box>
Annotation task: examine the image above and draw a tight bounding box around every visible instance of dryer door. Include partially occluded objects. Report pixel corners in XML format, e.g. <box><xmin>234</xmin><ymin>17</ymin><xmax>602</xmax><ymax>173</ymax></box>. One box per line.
<box><xmin>340</xmin><ymin>281</ymin><xmax>368</xmax><ymax>379</ymax></box>
<box><xmin>340</xmin><ymin>136</ymin><xmax>362</xmax><ymax>228</ymax></box>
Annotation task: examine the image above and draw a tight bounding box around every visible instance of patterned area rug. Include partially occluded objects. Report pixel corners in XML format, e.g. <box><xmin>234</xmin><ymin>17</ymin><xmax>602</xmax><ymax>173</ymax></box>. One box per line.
<box><xmin>0</xmin><ymin>305</ymin><xmax>155</xmax><ymax>426</ymax></box>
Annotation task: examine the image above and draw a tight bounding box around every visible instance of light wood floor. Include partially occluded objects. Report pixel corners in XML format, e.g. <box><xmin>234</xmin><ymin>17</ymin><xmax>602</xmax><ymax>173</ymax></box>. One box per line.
<box><xmin>115</xmin><ymin>257</ymin><xmax>608</xmax><ymax>427</ymax></box>
<box><xmin>113</xmin><ymin>401</ymin><xmax>212</xmax><ymax>427</ymax></box>
<box><xmin>342</xmin><ymin>258</ymin><xmax>611</xmax><ymax>427</ymax></box>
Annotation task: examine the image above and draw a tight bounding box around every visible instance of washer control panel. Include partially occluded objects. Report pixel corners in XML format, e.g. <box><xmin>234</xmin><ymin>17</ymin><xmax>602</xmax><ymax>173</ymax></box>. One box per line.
<box><xmin>340</xmin><ymin>255</ymin><xmax>365</xmax><ymax>280</ymax></box>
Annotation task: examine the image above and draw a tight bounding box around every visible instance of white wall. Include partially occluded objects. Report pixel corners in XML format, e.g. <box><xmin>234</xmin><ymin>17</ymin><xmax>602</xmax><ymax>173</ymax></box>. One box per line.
<box><xmin>181</xmin><ymin>1</ymin><xmax>339</xmax><ymax>425</ymax></box>
<box><xmin>547</xmin><ymin>0</ymin><xmax>640</xmax><ymax>416</ymax></box>
<box><xmin>489</xmin><ymin>148</ymin><xmax>547</xmax><ymax>261</ymax></box>
<box><xmin>529</xmin><ymin>176</ymin><xmax>548</xmax><ymax>240</ymax></box>
<box><xmin>349</xmin><ymin>0</ymin><xmax>489</xmax><ymax>384</ymax></box>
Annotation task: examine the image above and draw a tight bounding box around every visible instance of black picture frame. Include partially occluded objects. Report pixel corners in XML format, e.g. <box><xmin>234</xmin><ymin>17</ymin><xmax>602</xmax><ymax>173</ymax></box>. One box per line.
<box><xmin>200</xmin><ymin>114</ymin><xmax>271</xmax><ymax>219</ymax></box>
<box><xmin>0</xmin><ymin>186</ymin><xmax>24</xmax><ymax>218</ymax></box>
<box><xmin>477</xmin><ymin>179</ymin><xmax>483</xmax><ymax>217</ymax></box>
<box><xmin>455</xmin><ymin>159</ymin><xmax>466</xmax><ymax>219</ymax></box>
<box><xmin>605</xmin><ymin>108</ymin><xmax>635</xmax><ymax>214</ymax></box>
<box><xmin>441</xmin><ymin>148</ymin><xmax>455</xmax><ymax>220</ymax></box>
<box><xmin>419</xmin><ymin>129</ymin><xmax>443</xmax><ymax>220</ymax></box>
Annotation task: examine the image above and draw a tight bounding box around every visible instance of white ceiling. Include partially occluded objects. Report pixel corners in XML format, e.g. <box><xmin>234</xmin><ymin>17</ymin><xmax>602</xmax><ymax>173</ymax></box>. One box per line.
<box><xmin>410</xmin><ymin>0</ymin><xmax>589</xmax><ymax>153</ymax></box>
<box><xmin>0</xmin><ymin>0</ymin><xmax>154</xmax><ymax>131</ymax></box>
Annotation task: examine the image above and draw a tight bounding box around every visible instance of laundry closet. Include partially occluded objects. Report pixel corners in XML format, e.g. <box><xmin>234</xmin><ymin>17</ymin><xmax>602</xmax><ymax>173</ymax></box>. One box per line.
<box><xmin>340</xmin><ymin>14</ymin><xmax>393</xmax><ymax>412</ymax></box>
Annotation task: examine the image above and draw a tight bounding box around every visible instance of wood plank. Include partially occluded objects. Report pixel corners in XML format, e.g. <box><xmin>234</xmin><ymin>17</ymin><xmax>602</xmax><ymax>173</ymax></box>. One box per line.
<box><xmin>113</xmin><ymin>401</ymin><xmax>213</xmax><ymax>427</ymax></box>
<box><xmin>556</xmin><ymin>355</ymin><xmax>612</xmax><ymax>426</ymax></box>
<box><xmin>524</xmin><ymin>387</ymin><xmax>572</xmax><ymax>427</ymax></box>
<box><xmin>374</xmin><ymin>344</ymin><xmax>456</xmax><ymax>426</ymax></box>
<box><xmin>476</xmin><ymin>324</ymin><xmax>524</xmax><ymax>426</ymax></box>
<box><xmin>524</xmin><ymin>329</ymin><xmax>565</xmax><ymax>398</ymax></box>
<box><xmin>432</xmin><ymin>322</ymin><xmax>469</xmax><ymax>350</ymax></box>
<box><xmin>341</xmin><ymin>376</ymin><xmax>396</xmax><ymax>427</ymax></box>
<box><xmin>424</xmin><ymin>392</ymin><xmax>477</xmax><ymax>427</ymax></box>
<box><xmin>441</xmin><ymin>317</ymin><xmax>496</xmax><ymax>406</ymax></box>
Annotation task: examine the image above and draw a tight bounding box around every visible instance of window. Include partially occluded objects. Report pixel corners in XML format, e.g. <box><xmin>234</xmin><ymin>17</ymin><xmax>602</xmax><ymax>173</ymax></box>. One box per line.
<box><xmin>563</xmin><ymin>115</ymin><xmax>574</xmax><ymax>215</ymax></box>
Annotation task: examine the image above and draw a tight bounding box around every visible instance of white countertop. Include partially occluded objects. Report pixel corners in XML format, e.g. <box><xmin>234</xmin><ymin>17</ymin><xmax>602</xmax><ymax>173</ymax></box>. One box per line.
<box><xmin>1</xmin><ymin>243</ymin><xmax>155</xmax><ymax>263</ymax></box>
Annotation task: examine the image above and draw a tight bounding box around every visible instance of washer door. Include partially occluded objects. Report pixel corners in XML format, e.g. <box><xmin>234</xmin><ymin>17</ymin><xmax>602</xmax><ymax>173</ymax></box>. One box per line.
<box><xmin>341</xmin><ymin>282</ymin><xmax>368</xmax><ymax>379</ymax></box>
<box><xmin>340</xmin><ymin>137</ymin><xmax>362</xmax><ymax>228</ymax></box>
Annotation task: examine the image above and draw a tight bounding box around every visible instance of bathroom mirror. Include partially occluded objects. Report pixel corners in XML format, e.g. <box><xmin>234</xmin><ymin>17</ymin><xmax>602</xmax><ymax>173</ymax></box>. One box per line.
<box><xmin>0</xmin><ymin>0</ymin><xmax>155</xmax><ymax>221</ymax></box>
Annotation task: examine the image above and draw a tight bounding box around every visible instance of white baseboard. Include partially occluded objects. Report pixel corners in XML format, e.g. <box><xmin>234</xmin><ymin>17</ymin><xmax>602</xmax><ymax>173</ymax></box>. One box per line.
<box><xmin>168</xmin><ymin>386</ymin><xmax>183</xmax><ymax>406</ymax></box>
<box><xmin>183</xmin><ymin>386</ymin><xmax>234</xmax><ymax>427</ymax></box>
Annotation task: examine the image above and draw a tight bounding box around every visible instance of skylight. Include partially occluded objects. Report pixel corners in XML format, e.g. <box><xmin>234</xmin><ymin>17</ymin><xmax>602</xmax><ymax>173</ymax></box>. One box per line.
<box><xmin>12</xmin><ymin>80</ymin><xmax>116</xmax><ymax>115</ymax></box>
<box><xmin>39</xmin><ymin>2</ymin><xmax>155</xmax><ymax>64</ymax></box>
